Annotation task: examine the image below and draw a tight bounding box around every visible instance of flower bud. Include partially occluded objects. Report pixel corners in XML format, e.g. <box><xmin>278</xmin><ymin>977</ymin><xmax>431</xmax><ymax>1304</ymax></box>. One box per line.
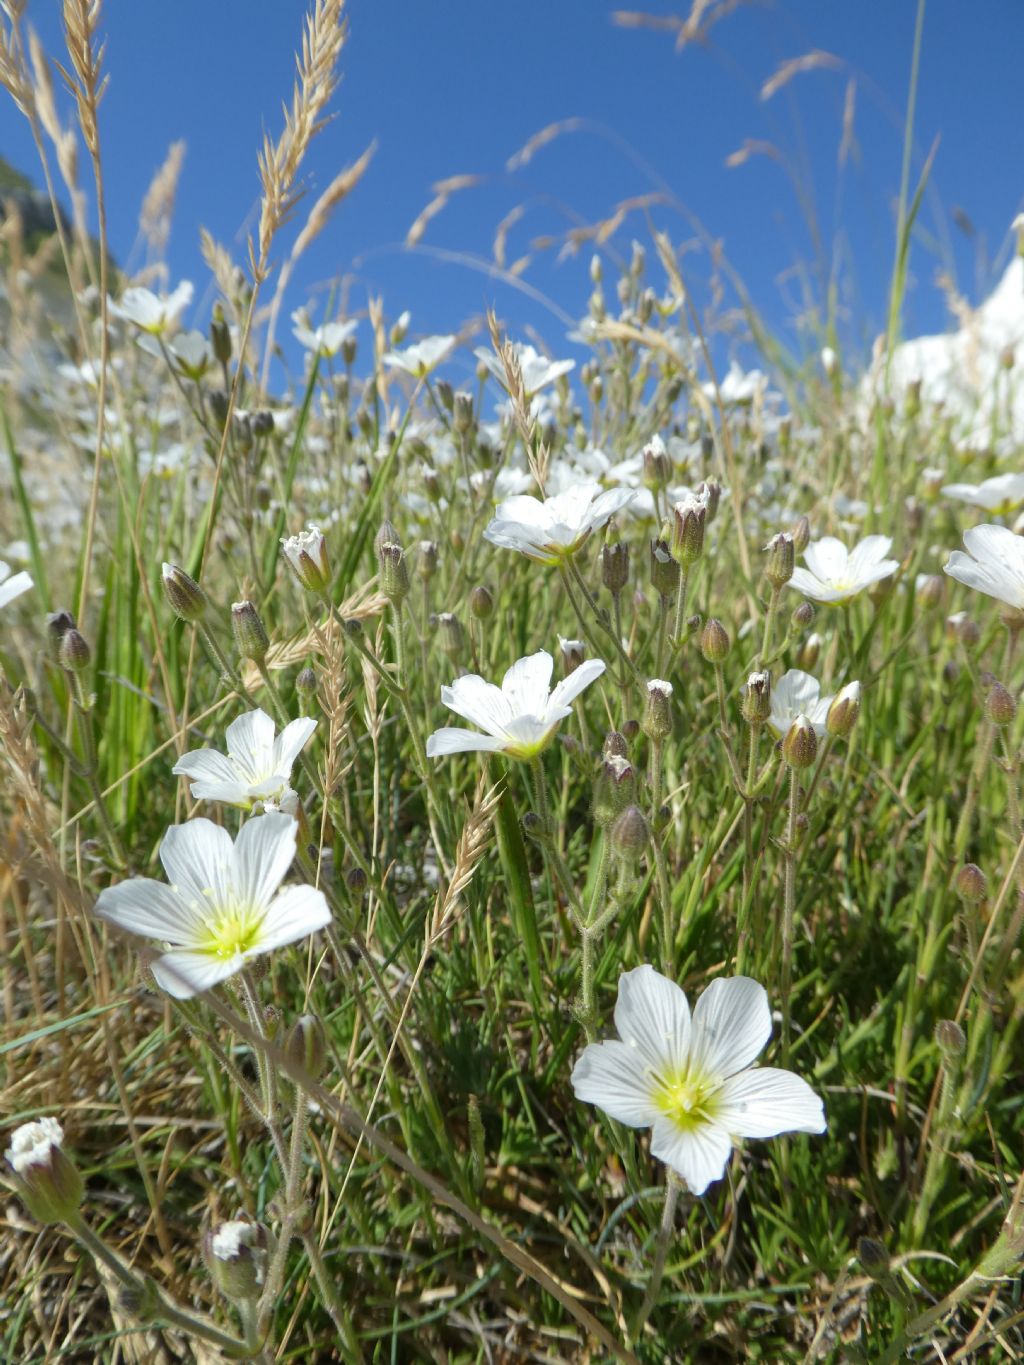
<box><xmin>590</xmin><ymin>253</ymin><xmax>602</xmax><ymax>284</ymax></box>
<box><xmin>782</xmin><ymin>714</ymin><xmax>817</xmax><ymax>769</ymax></box>
<box><xmin>763</xmin><ymin>532</ymin><xmax>795</xmax><ymax>589</ymax></box>
<box><xmin>284</xmin><ymin>1013</ymin><xmax>328</xmax><ymax>1082</ymax></box>
<box><xmin>741</xmin><ymin>670</ymin><xmax>771</xmax><ymax>726</ymax></box>
<box><xmin>5</xmin><ymin>1118</ymin><xmax>83</xmax><ymax>1224</ymax></box>
<box><xmin>453</xmin><ymin>390</ymin><xmax>475</xmax><ymax>434</ymax></box>
<box><xmin>203</xmin><ymin>1220</ymin><xmax>271</xmax><ymax>1301</ymax></box>
<box><xmin>468</xmin><ymin>584</ymin><xmax>494</xmax><ymax>620</ymax></box>
<box><xmin>416</xmin><ymin>541</ymin><xmax>439</xmax><ymax>581</ymax></box>
<box><xmin>341</xmin><ymin>333</ymin><xmax>358</xmax><ymax>365</ymax></box>
<box><xmin>437</xmin><ymin>612</ymin><xmax>464</xmax><ymax>661</ymax></box>
<box><xmin>643</xmin><ymin>439</ymin><xmax>671</xmax><ymax>491</ymax></box>
<box><xmin>985</xmin><ymin>681</ymin><xmax>1016</xmax><ymax>727</ymax></box>
<box><xmin>792</xmin><ymin>601</ymin><xmax>816</xmax><ymax>631</ymax></box>
<box><xmin>210</xmin><ymin>313</ymin><xmax>232</xmax><ymax>366</ymax></box>
<box><xmin>603</xmin><ymin>730</ymin><xmax>628</xmax><ymax>759</ymax></box>
<box><xmin>436</xmin><ymin>378</ymin><xmax>454</xmax><ymax>412</ymax></box>
<box><xmin>280</xmin><ymin>526</ymin><xmax>330</xmax><ymax>594</ymax></box>
<box><xmin>642</xmin><ymin>679</ymin><xmax>673</xmax><ymax>740</ymax></box>
<box><xmin>701</xmin><ymin>479</ymin><xmax>722</xmax><ymax>522</ymax></box>
<box><xmin>955</xmin><ymin>863</ymin><xmax>987</xmax><ymax>904</ymax></box>
<box><xmin>610</xmin><ymin>805</ymin><xmax>649</xmax><ymax>862</ymax></box>
<box><xmin>59</xmin><ymin>628</ymin><xmax>91</xmax><ymax>674</ymax></box>
<box><xmin>700</xmin><ymin>618</ymin><xmax>730</xmax><ymax>664</ymax></box>
<box><xmin>791</xmin><ymin>516</ymin><xmax>811</xmax><ymax>555</ymax></box>
<box><xmin>390</xmin><ymin>311</ymin><xmax>410</xmax><ymax>345</ymax></box>
<box><xmin>345</xmin><ymin>866</ymin><xmax>367</xmax><ymax>895</ymax></box>
<box><xmin>916</xmin><ymin>574</ymin><xmax>944</xmax><ymax>609</ymax></box>
<box><xmin>46</xmin><ymin>610</ymin><xmax>76</xmax><ymax>658</ymax></box>
<box><xmin>378</xmin><ymin>541</ymin><xmax>410</xmax><ymax>604</ymax></box>
<box><xmin>934</xmin><ymin>1018</ymin><xmax>966</xmax><ymax>1060</ymax></box>
<box><xmin>858</xmin><ymin>1237</ymin><xmax>891</xmax><ymax>1281</ymax></box>
<box><xmin>797</xmin><ymin>630</ymin><xmax>822</xmax><ymax>671</ymax></box>
<box><xmin>162</xmin><ymin>562</ymin><xmax>207</xmax><ymax>622</ymax></box>
<box><xmin>827</xmin><ymin>681</ymin><xmax>861</xmax><ymax>738</ymax></box>
<box><xmin>558</xmin><ymin>637</ymin><xmax>585</xmax><ymax>674</ymax></box>
<box><xmin>601</xmin><ymin>541</ymin><xmax>629</xmax><ymax>595</ymax></box>
<box><xmin>649</xmin><ymin>539</ymin><xmax>680</xmax><ymax>597</ymax></box>
<box><xmin>671</xmin><ymin>492</ymin><xmax>707</xmax><ymax>565</ymax></box>
<box><xmin>296</xmin><ymin>665</ymin><xmax>318</xmax><ymax>706</ymax></box>
<box><xmin>593</xmin><ymin>755</ymin><xmax>637</xmax><ymax>827</ymax></box>
<box><xmin>231</xmin><ymin>600</ymin><xmax>269</xmax><ymax>663</ymax></box>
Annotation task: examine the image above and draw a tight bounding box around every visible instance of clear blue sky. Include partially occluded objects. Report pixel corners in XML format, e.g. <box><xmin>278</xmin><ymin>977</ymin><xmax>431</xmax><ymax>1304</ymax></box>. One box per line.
<box><xmin>4</xmin><ymin>0</ymin><xmax>1022</xmax><ymax>376</ymax></box>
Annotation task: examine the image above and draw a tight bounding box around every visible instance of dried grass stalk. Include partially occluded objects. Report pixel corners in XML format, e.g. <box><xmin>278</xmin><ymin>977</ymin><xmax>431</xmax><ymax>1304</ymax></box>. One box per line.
<box><xmin>760</xmin><ymin>49</ymin><xmax>842</xmax><ymax>102</ymax></box>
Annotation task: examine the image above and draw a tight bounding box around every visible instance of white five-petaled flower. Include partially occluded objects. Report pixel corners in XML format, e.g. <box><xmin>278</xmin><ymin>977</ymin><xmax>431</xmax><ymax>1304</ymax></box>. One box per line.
<box><xmin>382</xmin><ymin>335</ymin><xmax>455</xmax><ymax>377</ymax></box>
<box><xmin>944</xmin><ymin>523</ymin><xmax>1024</xmax><ymax>611</ymax></box>
<box><xmin>571</xmin><ymin>966</ymin><xmax>826</xmax><ymax>1195</ymax></box>
<box><xmin>172</xmin><ymin>709</ymin><xmax>316</xmax><ymax>811</ymax></box>
<box><xmin>768</xmin><ymin>669</ymin><xmax>833</xmax><ymax>739</ymax></box>
<box><xmin>94</xmin><ymin>813</ymin><xmax>331</xmax><ymax>998</ymax></box>
<box><xmin>941</xmin><ymin>473</ymin><xmax>1024</xmax><ymax>515</ymax></box>
<box><xmin>474</xmin><ymin>343</ymin><xmax>575</xmax><ymax>398</ymax></box>
<box><xmin>0</xmin><ymin>561</ymin><xmax>33</xmax><ymax>612</ymax></box>
<box><xmin>166</xmin><ymin>330</ymin><xmax>213</xmax><ymax>380</ymax></box>
<box><xmin>292</xmin><ymin>312</ymin><xmax>358</xmax><ymax>358</ymax></box>
<box><xmin>110</xmin><ymin>281</ymin><xmax>193</xmax><ymax>335</ymax></box>
<box><xmin>426</xmin><ymin>650</ymin><xmax>606</xmax><ymax>760</ymax></box>
<box><xmin>789</xmin><ymin>534</ymin><xmax>899</xmax><ymax>604</ymax></box>
<box><xmin>483</xmin><ymin>483</ymin><xmax>634</xmax><ymax>564</ymax></box>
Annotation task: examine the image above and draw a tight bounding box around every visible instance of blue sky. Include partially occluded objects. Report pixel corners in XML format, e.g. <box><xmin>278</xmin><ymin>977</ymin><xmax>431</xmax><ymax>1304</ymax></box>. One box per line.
<box><xmin>4</xmin><ymin>0</ymin><xmax>1022</xmax><ymax>377</ymax></box>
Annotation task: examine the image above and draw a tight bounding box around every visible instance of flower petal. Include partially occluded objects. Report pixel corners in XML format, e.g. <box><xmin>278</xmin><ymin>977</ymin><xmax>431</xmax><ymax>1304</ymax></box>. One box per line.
<box><xmin>714</xmin><ymin>1067</ymin><xmax>826</xmax><ymax>1138</ymax></box>
<box><xmin>441</xmin><ymin>675</ymin><xmax>512</xmax><ymax>735</ymax></box>
<box><xmin>95</xmin><ymin>878</ymin><xmax>203</xmax><ymax>945</ymax></box>
<box><xmin>271</xmin><ymin>717</ymin><xmax>317</xmax><ymax>775</ymax></box>
<box><xmin>0</xmin><ymin>569</ymin><xmax>33</xmax><ymax>611</ymax></box>
<box><xmin>151</xmin><ymin>949</ymin><xmax>244</xmax><ymax>999</ymax></box>
<box><xmin>254</xmin><ymin>884</ymin><xmax>331</xmax><ymax>952</ymax></box>
<box><xmin>225</xmin><ymin>709</ymin><xmax>276</xmax><ymax>773</ymax></box>
<box><xmin>613</xmin><ymin>964</ymin><xmax>692</xmax><ymax>1074</ymax></box>
<box><xmin>570</xmin><ymin>1039</ymin><xmax>661</xmax><ymax>1127</ymax></box>
<box><xmin>547</xmin><ymin>657</ymin><xmax>607</xmax><ymax>712</ymax></box>
<box><xmin>649</xmin><ymin>1114</ymin><xmax>733</xmax><ymax>1195</ymax></box>
<box><xmin>172</xmin><ymin>749</ymin><xmax>241</xmax><ymax>786</ymax></box>
<box><xmin>803</xmin><ymin>537</ymin><xmax>848</xmax><ymax>584</ymax></box>
<box><xmin>501</xmin><ymin>651</ymin><xmax>554</xmax><ymax>715</ymax></box>
<box><xmin>159</xmin><ymin>819</ymin><xmax>234</xmax><ymax>905</ymax></box>
<box><xmin>231</xmin><ymin>812</ymin><xmax>298</xmax><ymax>910</ymax></box>
<box><xmin>690</xmin><ymin>976</ymin><xmax>772</xmax><ymax>1079</ymax></box>
<box><xmin>426</xmin><ymin>727</ymin><xmax>509</xmax><ymax>757</ymax></box>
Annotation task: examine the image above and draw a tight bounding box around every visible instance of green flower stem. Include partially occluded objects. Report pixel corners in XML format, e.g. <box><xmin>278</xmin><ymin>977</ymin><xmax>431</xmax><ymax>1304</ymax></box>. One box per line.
<box><xmin>670</xmin><ymin>564</ymin><xmax>690</xmax><ymax>646</ymax></box>
<box><xmin>654</xmin><ymin>593</ymin><xmax>670</xmax><ymax>679</ymax></box>
<box><xmin>71</xmin><ymin>676</ymin><xmax>128</xmax><ymax>868</ymax></box>
<box><xmin>630</xmin><ymin>1170</ymin><xmax>681</xmax><ymax>1346</ymax></box>
<box><xmin>779</xmin><ymin>764</ymin><xmax>801</xmax><ymax>1061</ymax></box>
<box><xmin>66</xmin><ymin>1215</ymin><xmax>255</xmax><ymax>1358</ymax></box>
<box><xmin>567</xmin><ymin>557</ymin><xmax>642</xmax><ymax>685</ymax></box>
<box><xmin>757</xmin><ymin>584</ymin><xmax>781</xmax><ymax>667</ymax></box>
<box><xmin>238</xmin><ymin>972</ymin><xmax>276</xmax><ymax>1123</ymax></box>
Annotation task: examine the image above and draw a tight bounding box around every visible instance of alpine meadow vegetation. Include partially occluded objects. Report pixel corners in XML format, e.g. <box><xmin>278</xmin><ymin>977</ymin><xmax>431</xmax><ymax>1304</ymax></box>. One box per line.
<box><xmin>3</xmin><ymin>1</ymin><xmax>1024</xmax><ymax>1361</ymax></box>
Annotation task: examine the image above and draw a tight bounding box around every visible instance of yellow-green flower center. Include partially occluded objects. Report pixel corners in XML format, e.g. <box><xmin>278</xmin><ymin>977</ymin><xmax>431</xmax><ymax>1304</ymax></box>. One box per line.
<box><xmin>199</xmin><ymin>899</ymin><xmax>263</xmax><ymax>958</ymax></box>
<box><xmin>652</xmin><ymin>1066</ymin><xmax>719</xmax><ymax>1132</ymax></box>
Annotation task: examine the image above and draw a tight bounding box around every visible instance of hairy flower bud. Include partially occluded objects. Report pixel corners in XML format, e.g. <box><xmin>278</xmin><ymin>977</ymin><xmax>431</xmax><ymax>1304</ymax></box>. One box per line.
<box><xmin>763</xmin><ymin>532</ymin><xmax>795</xmax><ymax>590</ymax></box>
<box><xmin>284</xmin><ymin>1013</ymin><xmax>328</xmax><ymax>1082</ymax></box>
<box><xmin>601</xmin><ymin>541</ymin><xmax>629</xmax><ymax>595</ymax></box>
<box><xmin>378</xmin><ymin>541</ymin><xmax>410</xmax><ymax>604</ymax></box>
<box><xmin>59</xmin><ymin>628</ymin><xmax>91</xmax><ymax>674</ymax></box>
<box><xmin>231</xmin><ymin>600</ymin><xmax>269</xmax><ymax>663</ymax></box>
<box><xmin>593</xmin><ymin>755</ymin><xmax>637</xmax><ymax>827</ymax></box>
<box><xmin>700</xmin><ymin>618</ymin><xmax>730</xmax><ymax>664</ymax></box>
<box><xmin>827</xmin><ymin>681</ymin><xmax>861</xmax><ymax>738</ymax></box>
<box><xmin>985</xmin><ymin>681</ymin><xmax>1016</xmax><ymax>727</ymax></box>
<box><xmin>643</xmin><ymin>439</ymin><xmax>671</xmax><ymax>491</ymax></box>
<box><xmin>642</xmin><ymin>679</ymin><xmax>674</xmax><ymax>740</ymax></box>
<box><xmin>280</xmin><ymin>526</ymin><xmax>330</xmax><ymax>594</ymax></box>
<box><xmin>610</xmin><ymin>804</ymin><xmax>649</xmax><ymax>862</ymax></box>
<box><xmin>791</xmin><ymin>515</ymin><xmax>811</xmax><ymax>555</ymax></box>
<box><xmin>416</xmin><ymin>540</ymin><xmax>439</xmax><ymax>581</ymax></box>
<box><xmin>5</xmin><ymin>1119</ymin><xmax>83</xmax><ymax>1225</ymax></box>
<box><xmin>797</xmin><ymin>631</ymin><xmax>822</xmax><ymax>671</ymax></box>
<box><xmin>162</xmin><ymin>563</ymin><xmax>207</xmax><ymax>622</ymax></box>
<box><xmin>649</xmin><ymin>539</ymin><xmax>680</xmax><ymax>597</ymax></box>
<box><xmin>741</xmin><ymin>671</ymin><xmax>771</xmax><ymax>726</ymax></box>
<box><xmin>672</xmin><ymin>492</ymin><xmax>708</xmax><ymax>566</ymax></box>
<box><xmin>782</xmin><ymin>714</ymin><xmax>817</xmax><ymax>769</ymax></box>
<box><xmin>46</xmin><ymin>610</ymin><xmax>76</xmax><ymax>657</ymax></box>
<box><xmin>955</xmin><ymin>863</ymin><xmax>987</xmax><ymax>904</ymax></box>
<box><xmin>603</xmin><ymin>730</ymin><xmax>628</xmax><ymax>759</ymax></box>
<box><xmin>437</xmin><ymin>611</ymin><xmax>464</xmax><ymax>661</ymax></box>
<box><xmin>559</xmin><ymin>637</ymin><xmax>585</xmax><ymax>674</ymax></box>
<box><xmin>210</xmin><ymin>313</ymin><xmax>232</xmax><ymax>367</ymax></box>
<box><xmin>468</xmin><ymin>584</ymin><xmax>494</xmax><ymax>619</ymax></box>
<box><xmin>203</xmin><ymin>1220</ymin><xmax>271</xmax><ymax>1302</ymax></box>
<box><xmin>934</xmin><ymin>1018</ymin><xmax>966</xmax><ymax>1060</ymax></box>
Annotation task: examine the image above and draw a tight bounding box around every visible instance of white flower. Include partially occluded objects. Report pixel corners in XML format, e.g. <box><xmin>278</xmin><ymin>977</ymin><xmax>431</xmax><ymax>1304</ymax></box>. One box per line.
<box><xmin>6</xmin><ymin>1117</ymin><xmax>64</xmax><ymax>1176</ymax></box>
<box><xmin>483</xmin><ymin>483</ymin><xmax>634</xmax><ymax>564</ymax></box>
<box><xmin>426</xmin><ymin>650</ymin><xmax>606</xmax><ymax>760</ymax></box>
<box><xmin>172</xmin><ymin>710</ymin><xmax>316</xmax><ymax>810</ymax></box>
<box><xmin>821</xmin><ymin>346</ymin><xmax>838</xmax><ymax>377</ymax></box>
<box><xmin>280</xmin><ymin>523</ymin><xmax>330</xmax><ymax>591</ymax></box>
<box><xmin>292</xmin><ymin>312</ymin><xmax>358</xmax><ymax>358</ymax></box>
<box><xmin>0</xmin><ymin>561</ymin><xmax>33</xmax><ymax>611</ymax></box>
<box><xmin>941</xmin><ymin>473</ymin><xmax>1024</xmax><ymax>515</ymax></box>
<box><xmin>703</xmin><ymin>362</ymin><xmax>765</xmax><ymax>406</ymax></box>
<box><xmin>789</xmin><ymin>535</ymin><xmax>899</xmax><ymax>604</ymax></box>
<box><xmin>944</xmin><ymin>523</ymin><xmax>1024</xmax><ymax>610</ymax></box>
<box><xmin>474</xmin><ymin>343</ymin><xmax>575</xmax><ymax>398</ymax></box>
<box><xmin>167</xmin><ymin>330</ymin><xmax>213</xmax><ymax>379</ymax></box>
<box><xmin>110</xmin><ymin>281</ymin><xmax>193</xmax><ymax>335</ymax></box>
<box><xmin>768</xmin><ymin>670</ymin><xmax>833</xmax><ymax>739</ymax></box>
<box><xmin>94</xmin><ymin>814</ymin><xmax>330</xmax><ymax>998</ymax></box>
<box><xmin>212</xmin><ymin>1219</ymin><xmax>260</xmax><ymax>1262</ymax></box>
<box><xmin>382</xmin><ymin>335</ymin><xmax>455</xmax><ymax>377</ymax></box>
<box><xmin>571</xmin><ymin>966</ymin><xmax>826</xmax><ymax>1195</ymax></box>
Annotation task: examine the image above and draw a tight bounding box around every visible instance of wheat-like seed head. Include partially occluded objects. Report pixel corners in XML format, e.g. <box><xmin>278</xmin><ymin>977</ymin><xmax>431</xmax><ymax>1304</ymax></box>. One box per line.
<box><xmin>57</xmin><ymin>0</ymin><xmax>106</xmax><ymax>159</ymax></box>
<box><xmin>291</xmin><ymin>138</ymin><xmax>376</xmax><ymax>261</ymax></box>
<box><xmin>427</xmin><ymin>781</ymin><xmax>500</xmax><ymax>946</ymax></box>
<box><xmin>139</xmin><ymin>139</ymin><xmax>186</xmax><ymax>259</ymax></box>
